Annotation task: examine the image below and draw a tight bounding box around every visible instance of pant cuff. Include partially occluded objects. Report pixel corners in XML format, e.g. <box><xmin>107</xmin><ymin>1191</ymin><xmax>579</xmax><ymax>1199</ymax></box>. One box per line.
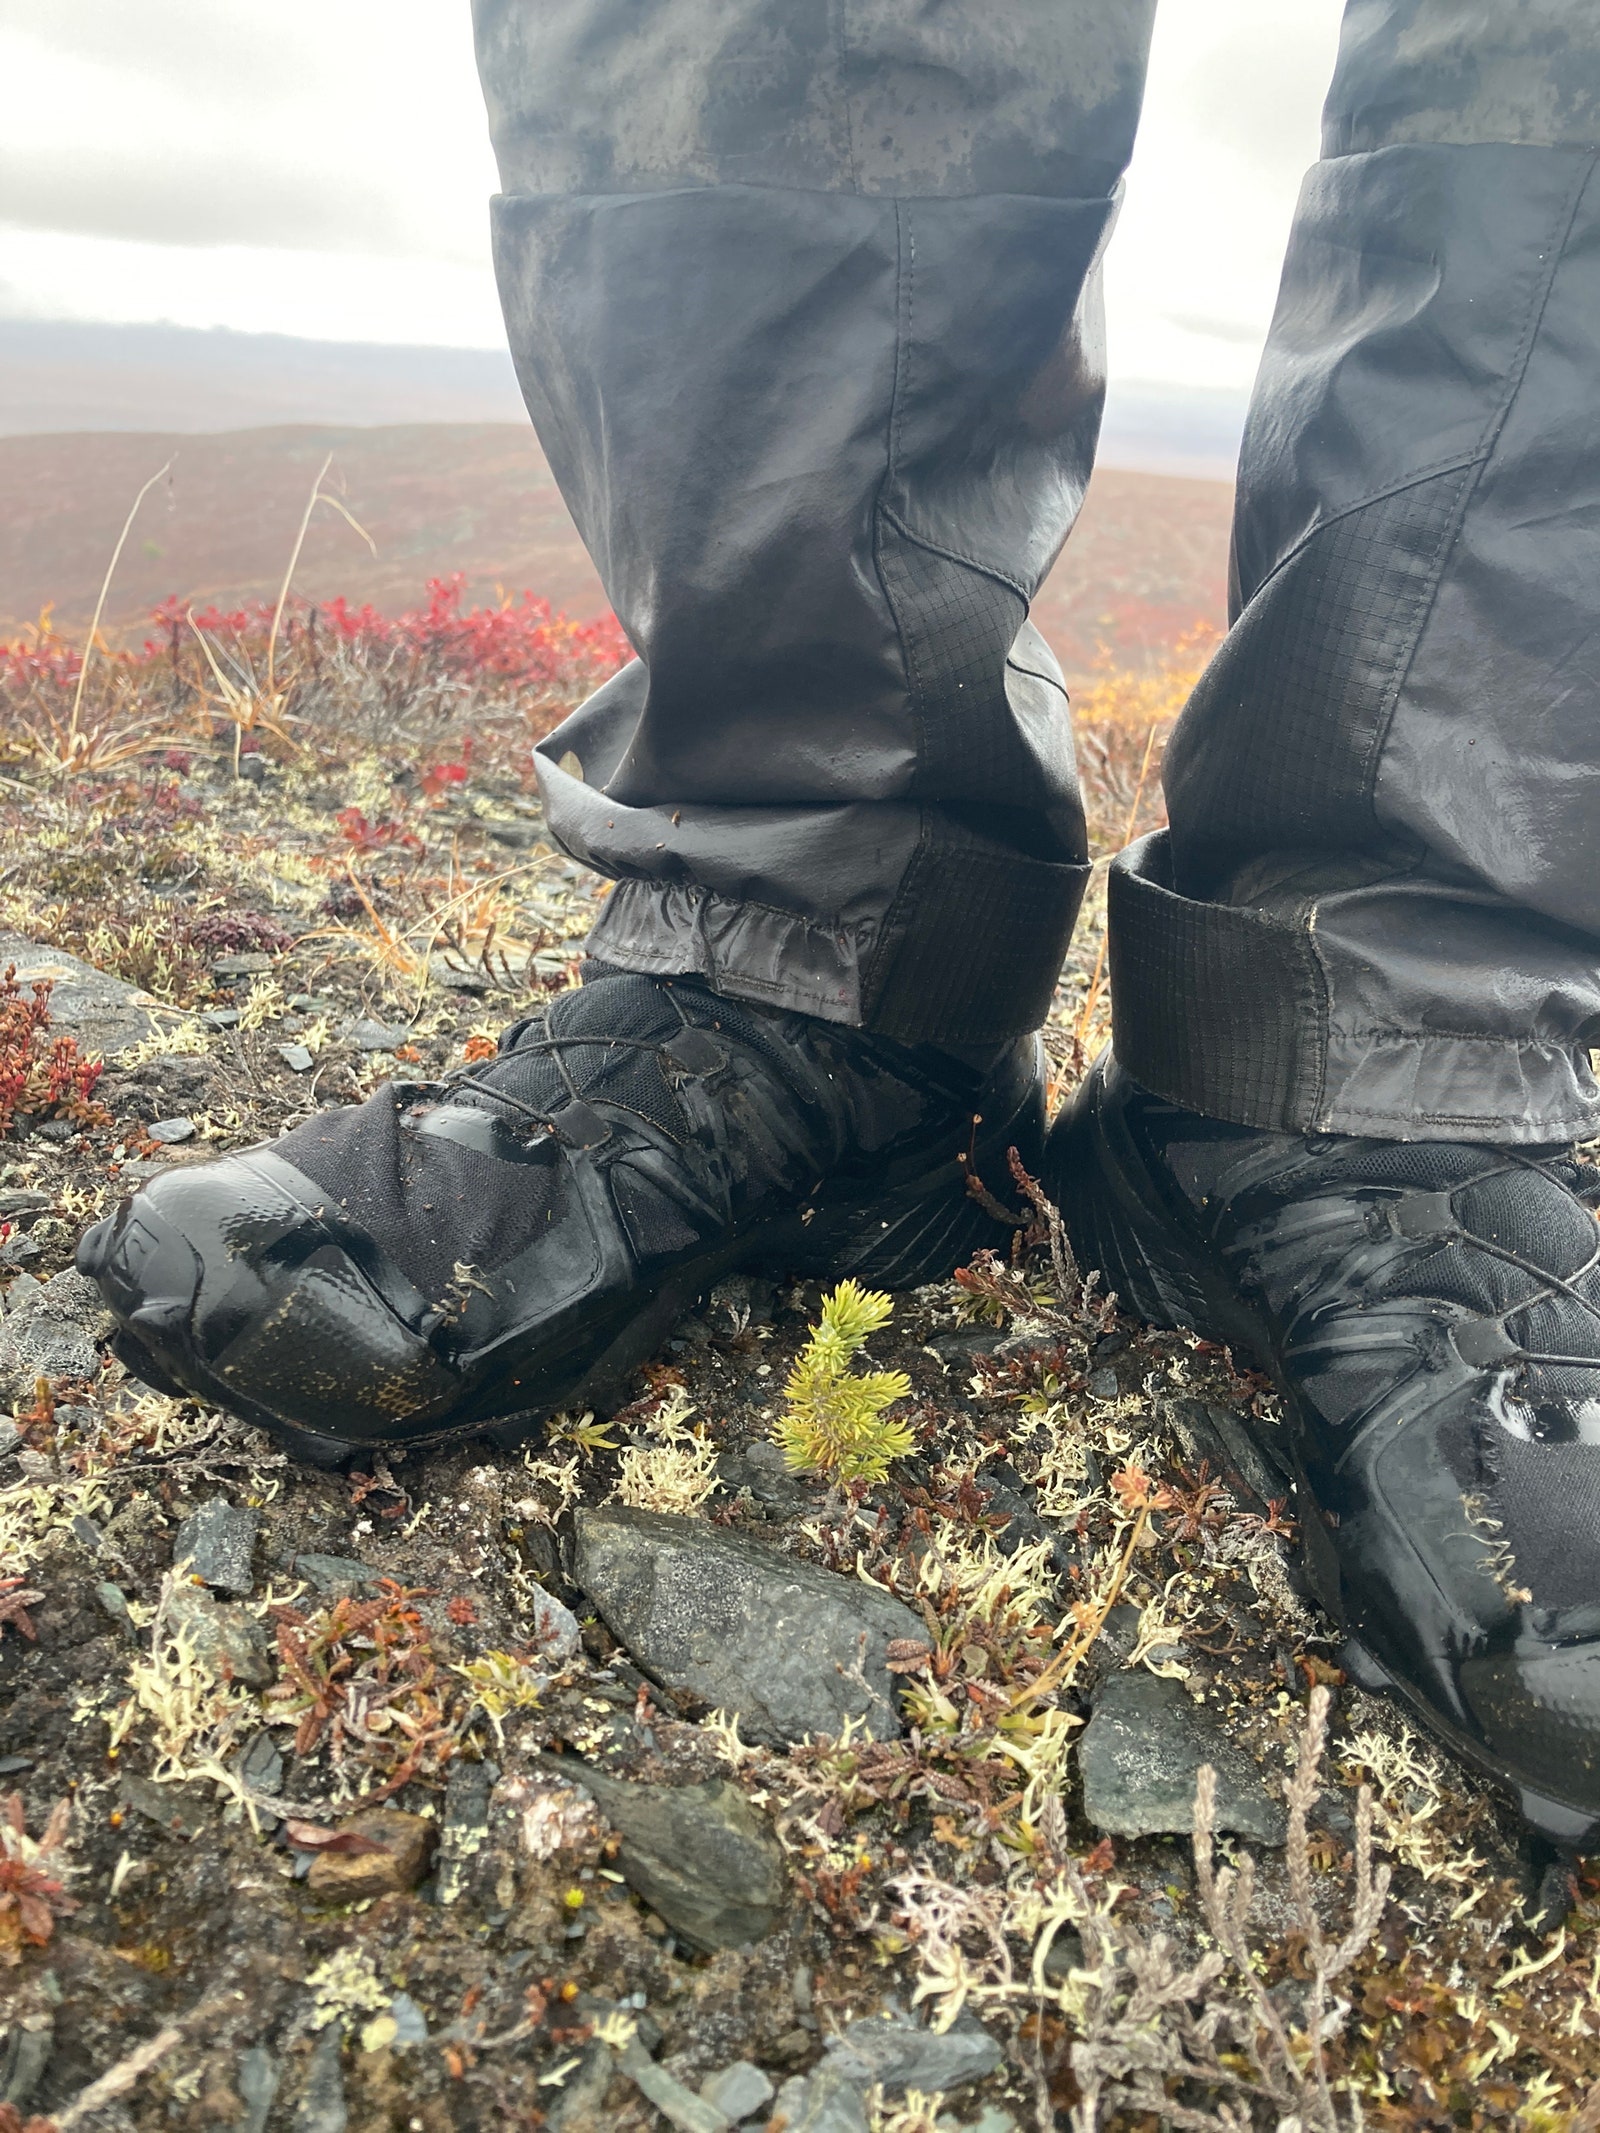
<box><xmin>586</xmin><ymin>841</ymin><xmax>1090</xmax><ymax>1047</ymax></box>
<box><xmin>1108</xmin><ymin>833</ymin><xmax>1600</xmax><ymax>1142</ymax></box>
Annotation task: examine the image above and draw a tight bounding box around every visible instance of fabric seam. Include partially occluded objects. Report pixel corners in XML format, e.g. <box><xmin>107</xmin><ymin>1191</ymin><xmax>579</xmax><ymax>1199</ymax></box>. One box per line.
<box><xmin>878</xmin><ymin>505</ymin><xmax>1033</xmax><ymax>605</ymax></box>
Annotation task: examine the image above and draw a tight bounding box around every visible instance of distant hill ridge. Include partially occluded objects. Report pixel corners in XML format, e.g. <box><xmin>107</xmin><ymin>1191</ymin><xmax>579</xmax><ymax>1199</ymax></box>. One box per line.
<box><xmin>0</xmin><ymin>318</ymin><xmax>1247</xmax><ymax>479</ymax></box>
<box><xmin>0</xmin><ymin>322</ymin><xmax>1237</xmax><ymax>679</ymax></box>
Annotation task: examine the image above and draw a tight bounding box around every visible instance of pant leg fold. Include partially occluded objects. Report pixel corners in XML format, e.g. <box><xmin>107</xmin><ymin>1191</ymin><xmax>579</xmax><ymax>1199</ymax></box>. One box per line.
<box><xmin>495</xmin><ymin>181</ymin><xmax>1112</xmax><ymax>1043</ymax></box>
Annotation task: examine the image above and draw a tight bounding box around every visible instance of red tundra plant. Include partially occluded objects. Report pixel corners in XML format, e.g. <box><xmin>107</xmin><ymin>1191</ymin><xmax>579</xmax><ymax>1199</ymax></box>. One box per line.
<box><xmin>0</xmin><ymin>1793</ymin><xmax>77</xmax><ymax>1964</ymax></box>
<box><xmin>0</xmin><ymin>968</ymin><xmax>107</xmax><ymax>1139</ymax></box>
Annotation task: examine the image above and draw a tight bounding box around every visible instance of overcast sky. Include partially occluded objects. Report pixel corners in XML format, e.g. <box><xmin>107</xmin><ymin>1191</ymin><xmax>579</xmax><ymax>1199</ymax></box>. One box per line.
<box><xmin>0</xmin><ymin>0</ymin><xmax>1344</xmax><ymax>393</ymax></box>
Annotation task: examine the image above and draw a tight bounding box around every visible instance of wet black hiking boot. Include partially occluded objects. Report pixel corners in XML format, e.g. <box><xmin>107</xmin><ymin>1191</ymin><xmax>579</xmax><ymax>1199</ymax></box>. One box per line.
<box><xmin>79</xmin><ymin>969</ymin><xmax>1043</xmax><ymax>1465</ymax></box>
<box><xmin>1047</xmin><ymin>1051</ymin><xmax>1600</xmax><ymax>1850</ymax></box>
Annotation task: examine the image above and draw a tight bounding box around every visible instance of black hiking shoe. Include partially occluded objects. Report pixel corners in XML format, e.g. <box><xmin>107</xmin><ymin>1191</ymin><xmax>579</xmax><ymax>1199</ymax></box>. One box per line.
<box><xmin>1047</xmin><ymin>1051</ymin><xmax>1600</xmax><ymax>1849</ymax></box>
<box><xmin>78</xmin><ymin>969</ymin><xmax>1043</xmax><ymax>1465</ymax></box>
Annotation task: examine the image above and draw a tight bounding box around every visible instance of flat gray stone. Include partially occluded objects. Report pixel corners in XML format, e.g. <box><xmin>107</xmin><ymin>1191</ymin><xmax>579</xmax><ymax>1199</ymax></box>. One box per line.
<box><xmin>343</xmin><ymin>1018</ymin><xmax>410</xmax><ymax>1051</ymax></box>
<box><xmin>619</xmin><ymin>2038</ymin><xmax>729</xmax><ymax>2133</ymax></box>
<box><xmin>293</xmin><ymin>2026</ymin><xmax>347</xmax><ymax>2133</ymax></box>
<box><xmin>386</xmin><ymin>1993</ymin><xmax>428</xmax><ymax>2047</ymax></box>
<box><xmin>173</xmin><ymin>1495</ymin><xmax>258</xmax><ymax>1595</ymax></box>
<box><xmin>701</xmin><ymin>2062</ymin><xmax>775</xmax><ymax>2122</ymax></box>
<box><xmin>0</xmin><ymin>935</ymin><xmax>164</xmax><ymax>1057</ymax></box>
<box><xmin>237</xmin><ymin>2047</ymin><xmax>279</xmax><ymax>2133</ymax></box>
<box><xmin>0</xmin><ymin>1191</ymin><xmax>48</xmax><ymax>1218</ymax></box>
<box><xmin>548</xmin><ymin>1755</ymin><xmax>786</xmax><ymax>1953</ymax></box>
<box><xmin>525</xmin><ymin>1581</ymin><xmax>582</xmax><ymax>1669</ymax></box>
<box><xmin>574</xmin><ymin>1504</ymin><xmax>921</xmax><ymax>1743</ymax></box>
<box><xmin>1079</xmin><ymin>1671</ymin><xmax>1287</xmax><ymax>1844</ymax></box>
<box><xmin>293</xmin><ymin>1553</ymin><xmax>377</xmax><ymax>1596</ymax></box>
<box><xmin>0</xmin><ymin>1267</ymin><xmax>109</xmax><ymax>1396</ymax></box>
<box><xmin>827</xmin><ymin>2013</ymin><xmax>1000</xmax><ymax>2096</ymax></box>
<box><xmin>166</xmin><ymin>1583</ymin><xmax>271</xmax><ymax>1688</ymax></box>
<box><xmin>237</xmin><ymin>1730</ymin><xmax>285</xmax><ymax>1797</ymax></box>
<box><xmin>211</xmin><ymin>952</ymin><xmax>274</xmax><ymax>977</ymax></box>
<box><xmin>771</xmin><ymin>2062</ymin><xmax>869</xmax><ymax>2133</ymax></box>
<box><xmin>278</xmin><ymin>1044</ymin><xmax>315</xmax><ymax>1073</ymax></box>
<box><xmin>147</xmin><ymin>1116</ymin><xmax>196</xmax><ymax>1144</ymax></box>
<box><xmin>119</xmin><ymin>1772</ymin><xmax>210</xmax><ymax>1839</ymax></box>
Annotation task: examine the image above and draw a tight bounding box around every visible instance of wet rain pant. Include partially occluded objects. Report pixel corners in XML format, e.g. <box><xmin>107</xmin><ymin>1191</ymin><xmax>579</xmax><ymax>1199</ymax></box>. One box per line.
<box><xmin>474</xmin><ymin>1</ymin><xmax>1600</xmax><ymax>1144</ymax></box>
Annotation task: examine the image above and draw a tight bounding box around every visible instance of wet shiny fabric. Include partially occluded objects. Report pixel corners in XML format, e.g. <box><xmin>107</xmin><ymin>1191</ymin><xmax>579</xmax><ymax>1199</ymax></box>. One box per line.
<box><xmin>1048</xmin><ymin>1054</ymin><xmax>1600</xmax><ymax>1842</ymax></box>
<box><xmin>77</xmin><ymin>971</ymin><xmax>1046</xmax><ymax>1455</ymax></box>
<box><xmin>476</xmin><ymin>0</ymin><xmax>1600</xmax><ymax>1138</ymax></box>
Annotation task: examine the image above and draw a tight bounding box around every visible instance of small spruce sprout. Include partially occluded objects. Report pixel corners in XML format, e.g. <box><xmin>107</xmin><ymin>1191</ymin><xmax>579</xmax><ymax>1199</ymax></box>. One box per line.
<box><xmin>774</xmin><ymin>1279</ymin><xmax>913</xmax><ymax>1486</ymax></box>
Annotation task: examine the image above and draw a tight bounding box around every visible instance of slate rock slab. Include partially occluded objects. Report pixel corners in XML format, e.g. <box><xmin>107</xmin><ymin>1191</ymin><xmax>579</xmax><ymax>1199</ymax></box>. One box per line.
<box><xmin>166</xmin><ymin>1584</ymin><xmax>271</xmax><ymax>1688</ymax></box>
<box><xmin>0</xmin><ymin>1267</ymin><xmax>111</xmax><ymax>1399</ymax></box>
<box><xmin>525</xmin><ymin>1580</ymin><xmax>582</xmax><ymax>1669</ymax></box>
<box><xmin>701</xmin><ymin>2062</ymin><xmax>775</xmax><ymax>2123</ymax></box>
<box><xmin>547</xmin><ymin>1755</ymin><xmax>786</xmax><ymax>1952</ymax></box>
<box><xmin>174</xmin><ymin>1495</ymin><xmax>259</xmax><ymax>1594</ymax></box>
<box><xmin>0</xmin><ymin>936</ymin><xmax>165</xmax><ymax>1058</ymax></box>
<box><xmin>573</xmin><ymin>1504</ymin><xmax>921</xmax><ymax>1743</ymax></box>
<box><xmin>771</xmin><ymin>2063</ymin><xmax>870</xmax><ymax>2133</ymax></box>
<box><xmin>1079</xmin><ymin>1671</ymin><xmax>1287</xmax><ymax>1843</ymax></box>
<box><xmin>342</xmin><ymin>1018</ymin><xmax>410</xmax><ymax>1052</ymax></box>
<box><xmin>292</xmin><ymin>1553</ymin><xmax>376</xmax><ymax>1597</ymax></box>
<box><xmin>826</xmin><ymin>2012</ymin><xmax>1001</xmax><ymax>2095</ymax></box>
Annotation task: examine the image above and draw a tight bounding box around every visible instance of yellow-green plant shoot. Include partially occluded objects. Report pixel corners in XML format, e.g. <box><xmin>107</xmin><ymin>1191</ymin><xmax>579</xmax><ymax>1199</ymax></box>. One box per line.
<box><xmin>775</xmin><ymin>1279</ymin><xmax>913</xmax><ymax>1486</ymax></box>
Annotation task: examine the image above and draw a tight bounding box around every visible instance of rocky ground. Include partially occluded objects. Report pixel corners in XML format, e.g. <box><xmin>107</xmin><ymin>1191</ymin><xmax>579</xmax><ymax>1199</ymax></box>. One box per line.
<box><xmin>0</xmin><ymin>747</ymin><xmax>1597</xmax><ymax>2132</ymax></box>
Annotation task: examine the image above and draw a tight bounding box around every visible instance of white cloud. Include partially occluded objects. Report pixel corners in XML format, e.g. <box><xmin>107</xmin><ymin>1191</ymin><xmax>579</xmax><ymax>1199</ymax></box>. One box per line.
<box><xmin>0</xmin><ymin>0</ymin><xmax>1347</xmax><ymax>386</ymax></box>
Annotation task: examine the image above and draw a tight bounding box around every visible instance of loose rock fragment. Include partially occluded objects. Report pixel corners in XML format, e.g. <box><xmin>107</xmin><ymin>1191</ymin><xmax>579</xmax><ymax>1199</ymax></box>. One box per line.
<box><xmin>118</xmin><ymin>1773</ymin><xmax>210</xmax><ymax>1840</ymax></box>
<box><xmin>0</xmin><ymin>1267</ymin><xmax>107</xmax><ymax>1396</ymax></box>
<box><xmin>291</xmin><ymin>1553</ymin><xmax>376</xmax><ymax>1597</ymax></box>
<box><xmin>236</xmin><ymin>2046</ymin><xmax>279</xmax><ymax>2133</ymax></box>
<box><xmin>436</xmin><ymin>1757</ymin><xmax>496</xmax><ymax>1905</ymax></box>
<box><xmin>525</xmin><ymin>1579</ymin><xmax>582</xmax><ymax>1668</ymax></box>
<box><xmin>771</xmin><ymin>2061</ymin><xmax>870</xmax><ymax>2133</ymax></box>
<box><xmin>343</xmin><ymin>1018</ymin><xmax>410</xmax><ymax>1052</ymax></box>
<box><xmin>548</xmin><ymin>1756</ymin><xmax>786</xmax><ymax>1951</ymax></box>
<box><xmin>826</xmin><ymin>2012</ymin><xmax>1001</xmax><ymax>2095</ymax></box>
<box><xmin>0</xmin><ymin>935</ymin><xmax>162</xmax><ymax>1055</ymax></box>
<box><xmin>166</xmin><ymin>1582</ymin><xmax>271</xmax><ymax>1687</ymax></box>
<box><xmin>173</xmin><ymin>1495</ymin><xmax>259</xmax><ymax>1595</ymax></box>
<box><xmin>292</xmin><ymin>2025</ymin><xmax>347</xmax><ymax>2133</ymax></box>
<box><xmin>618</xmin><ymin>2036</ymin><xmax>731</xmax><ymax>2133</ymax></box>
<box><xmin>385</xmin><ymin>1992</ymin><xmax>428</xmax><ymax>2046</ymax></box>
<box><xmin>306</xmin><ymin>1809</ymin><xmax>434</xmax><ymax>1899</ymax></box>
<box><xmin>0</xmin><ymin>2012</ymin><xmax>53</xmax><ymax>2111</ymax></box>
<box><xmin>702</xmin><ymin>2061</ymin><xmax>776</xmax><ymax>2122</ymax></box>
<box><xmin>1079</xmin><ymin>1671</ymin><xmax>1287</xmax><ymax>1843</ymax></box>
<box><xmin>146</xmin><ymin>1116</ymin><xmax>196</xmax><ymax>1144</ymax></box>
<box><xmin>573</xmin><ymin>1504</ymin><xmax>921</xmax><ymax>1742</ymax></box>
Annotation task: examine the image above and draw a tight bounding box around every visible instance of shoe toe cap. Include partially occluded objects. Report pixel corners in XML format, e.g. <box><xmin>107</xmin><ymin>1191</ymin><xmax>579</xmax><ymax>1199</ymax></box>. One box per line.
<box><xmin>80</xmin><ymin>1156</ymin><xmax>458</xmax><ymax>1452</ymax></box>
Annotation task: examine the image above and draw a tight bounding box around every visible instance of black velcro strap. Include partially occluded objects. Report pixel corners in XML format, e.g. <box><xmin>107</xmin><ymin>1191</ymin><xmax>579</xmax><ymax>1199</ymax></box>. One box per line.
<box><xmin>863</xmin><ymin>832</ymin><xmax>1090</xmax><ymax>1046</ymax></box>
<box><xmin>1107</xmin><ymin>833</ymin><xmax>1329</xmax><ymax>1132</ymax></box>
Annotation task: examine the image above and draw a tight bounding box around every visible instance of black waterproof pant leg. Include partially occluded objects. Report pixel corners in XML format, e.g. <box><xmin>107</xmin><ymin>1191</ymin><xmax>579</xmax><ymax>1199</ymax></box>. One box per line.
<box><xmin>1114</xmin><ymin>1</ymin><xmax>1600</xmax><ymax>1144</ymax></box>
<box><xmin>473</xmin><ymin>2</ymin><xmax>1154</xmax><ymax>1047</ymax></box>
<box><xmin>477</xmin><ymin>1</ymin><xmax>1600</xmax><ymax>1143</ymax></box>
